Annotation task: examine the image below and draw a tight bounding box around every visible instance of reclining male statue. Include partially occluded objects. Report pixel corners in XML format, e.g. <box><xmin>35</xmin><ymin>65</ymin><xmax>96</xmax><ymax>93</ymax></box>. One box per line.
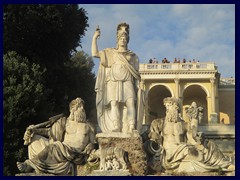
<box><xmin>147</xmin><ymin>97</ymin><xmax>235</xmax><ymax>173</ymax></box>
<box><xmin>16</xmin><ymin>97</ymin><xmax>95</xmax><ymax>175</ymax></box>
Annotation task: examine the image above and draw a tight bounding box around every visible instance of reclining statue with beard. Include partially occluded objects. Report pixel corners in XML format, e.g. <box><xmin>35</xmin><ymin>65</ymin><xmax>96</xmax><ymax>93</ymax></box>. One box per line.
<box><xmin>16</xmin><ymin>97</ymin><xmax>95</xmax><ymax>175</ymax></box>
<box><xmin>148</xmin><ymin>97</ymin><xmax>235</xmax><ymax>173</ymax></box>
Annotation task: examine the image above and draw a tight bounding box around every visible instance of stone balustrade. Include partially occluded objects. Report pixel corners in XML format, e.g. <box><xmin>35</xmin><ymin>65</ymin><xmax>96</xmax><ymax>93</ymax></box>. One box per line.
<box><xmin>139</xmin><ymin>62</ymin><xmax>217</xmax><ymax>71</ymax></box>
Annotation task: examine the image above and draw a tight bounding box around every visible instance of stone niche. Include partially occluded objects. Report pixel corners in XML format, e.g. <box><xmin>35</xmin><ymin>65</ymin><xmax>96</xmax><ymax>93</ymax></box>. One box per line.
<box><xmin>95</xmin><ymin>131</ymin><xmax>148</xmax><ymax>176</ymax></box>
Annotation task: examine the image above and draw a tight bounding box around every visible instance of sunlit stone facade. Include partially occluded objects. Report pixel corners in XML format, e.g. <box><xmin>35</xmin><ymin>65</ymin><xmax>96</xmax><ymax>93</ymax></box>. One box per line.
<box><xmin>139</xmin><ymin>62</ymin><xmax>234</xmax><ymax>124</ymax></box>
<box><xmin>139</xmin><ymin>62</ymin><xmax>235</xmax><ymax>152</ymax></box>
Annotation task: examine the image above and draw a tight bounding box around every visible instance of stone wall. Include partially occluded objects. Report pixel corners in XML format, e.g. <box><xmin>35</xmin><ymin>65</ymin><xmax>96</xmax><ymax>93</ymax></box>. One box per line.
<box><xmin>198</xmin><ymin>124</ymin><xmax>235</xmax><ymax>153</ymax></box>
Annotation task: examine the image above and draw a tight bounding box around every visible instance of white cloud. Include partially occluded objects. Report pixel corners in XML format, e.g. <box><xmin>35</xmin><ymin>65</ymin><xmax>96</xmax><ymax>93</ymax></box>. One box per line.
<box><xmin>171</xmin><ymin>4</ymin><xmax>193</xmax><ymax>17</ymax></box>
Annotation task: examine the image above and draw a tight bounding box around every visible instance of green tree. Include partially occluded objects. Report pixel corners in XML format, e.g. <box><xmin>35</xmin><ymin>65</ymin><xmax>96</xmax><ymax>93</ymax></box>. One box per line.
<box><xmin>3</xmin><ymin>51</ymin><xmax>46</xmax><ymax>175</ymax></box>
<box><xmin>3</xmin><ymin>4</ymin><xmax>89</xmax><ymax>114</ymax></box>
<box><xmin>4</xmin><ymin>4</ymin><xmax>88</xmax><ymax>66</ymax></box>
<box><xmin>3</xmin><ymin>5</ymin><xmax>96</xmax><ymax>175</ymax></box>
<box><xmin>63</xmin><ymin>51</ymin><xmax>96</xmax><ymax>116</ymax></box>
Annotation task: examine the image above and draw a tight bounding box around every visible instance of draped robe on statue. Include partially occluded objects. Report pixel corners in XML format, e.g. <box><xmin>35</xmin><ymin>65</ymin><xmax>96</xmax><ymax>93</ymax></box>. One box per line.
<box><xmin>27</xmin><ymin>117</ymin><xmax>93</xmax><ymax>175</ymax></box>
<box><xmin>95</xmin><ymin>48</ymin><xmax>144</xmax><ymax>133</ymax></box>
<box><xmin>161</xmin><ymin>120</ymin><xmax>232</xmax><ymax>172</ymax></box>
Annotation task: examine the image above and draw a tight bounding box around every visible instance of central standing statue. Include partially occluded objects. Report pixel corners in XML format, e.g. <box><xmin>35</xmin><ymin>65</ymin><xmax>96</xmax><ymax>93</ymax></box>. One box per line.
<box><xmin>92</xmin><ymin>22</ymin><xmax>143</xmax><ymax>133</ymax></box>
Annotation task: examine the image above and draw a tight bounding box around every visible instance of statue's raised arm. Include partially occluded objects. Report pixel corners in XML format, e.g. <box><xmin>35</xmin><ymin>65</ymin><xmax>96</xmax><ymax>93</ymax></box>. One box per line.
<box><xmin>91</xmin><ymin>25</ymin><xmax>101</xmax><ymax>57</ymax></box>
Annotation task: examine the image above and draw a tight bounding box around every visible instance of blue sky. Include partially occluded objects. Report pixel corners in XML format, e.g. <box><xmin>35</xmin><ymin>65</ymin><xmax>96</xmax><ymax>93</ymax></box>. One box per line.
<box><xmin>78</xmin><ymin>4</ymin><xmax>235</xmax><ymax>78</ymax></box>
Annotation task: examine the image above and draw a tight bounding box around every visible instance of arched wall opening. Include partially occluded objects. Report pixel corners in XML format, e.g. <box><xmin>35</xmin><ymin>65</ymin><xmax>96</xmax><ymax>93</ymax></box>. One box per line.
<box><xmin>148</xmin><ymin>85</ymin><xmax>172</xmax><ymax>123</ymax></box>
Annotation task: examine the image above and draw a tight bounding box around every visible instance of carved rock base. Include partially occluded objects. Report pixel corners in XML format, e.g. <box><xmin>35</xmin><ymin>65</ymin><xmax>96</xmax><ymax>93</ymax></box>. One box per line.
<box><xmin>96</xmin><ymin>131</ymin><xmax>148</xmax><ymax>176</ymax></box>
<box><xmin>15</xmin><ymin>173</ymin><xmax>55</xmax><ymax>176</ymax></box>
<box><xmin>88</xmin><ymin>170</ymin><xmax>131</xmax><ymax>176</ymax></box>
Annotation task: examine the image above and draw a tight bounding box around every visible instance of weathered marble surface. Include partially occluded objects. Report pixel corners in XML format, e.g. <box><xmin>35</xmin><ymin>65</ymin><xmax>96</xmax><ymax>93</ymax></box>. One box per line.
<box><xmin>185</xmin><ymin>101</ymin><xmax>203</xmax><ymax>143</ymax></box>
<box><xmin>94</xmin><ymin>132</ymin><xmax>147</xmax><ymax>176</ymax></box>
<box><xmin>16</xmin><ymin>98</ymin><xmax>96</xmax><ymax>175</ymax></box>
<box><xmin>16</xmin><ymin>173</ymin><xmax>55</xmax><ymax>176</ymax></box>
<box><xmin>147</xmin><ymin>97</ymin><xmax>235</xmax><ymax>173</ymax></box>
<box><xmin>87</xmin><ymin>170</ymin><xmax>131</xmax><ymax>176</ymax></box>
<box><xmin>92</xmin><ymin>22</ymin><xmax>144</xmax><ymax>133</ymax></box>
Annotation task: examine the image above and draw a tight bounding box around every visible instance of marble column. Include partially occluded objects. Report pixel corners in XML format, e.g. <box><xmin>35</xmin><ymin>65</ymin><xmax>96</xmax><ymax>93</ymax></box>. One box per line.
<box><xmin>210</xmin><ymin>78</ymin><xmax>218</xmax><ymax>123</ymax></box>
<box><xmin>174</xmin><ymin>78</ymin><xmax>183</xmax><ymax>116</ymax></box>
<box><xmin>174</xmin><ymin>78</ymin><xmax>180</xmax><ymax>98</ymax></box>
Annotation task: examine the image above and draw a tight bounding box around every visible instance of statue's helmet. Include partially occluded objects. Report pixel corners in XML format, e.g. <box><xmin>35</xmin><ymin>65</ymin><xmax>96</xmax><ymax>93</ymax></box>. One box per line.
<box><xmin>116</xmin><ymin>22</ymin><xmax>130</xmax><ymax>43</ymax></box>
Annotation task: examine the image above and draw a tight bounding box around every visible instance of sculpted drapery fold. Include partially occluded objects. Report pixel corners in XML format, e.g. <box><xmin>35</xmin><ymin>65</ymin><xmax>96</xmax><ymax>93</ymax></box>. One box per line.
<box><xmin>95</xmin><ymin>48</ymin><xmax>143</xmax><ymax>133</ymax></box>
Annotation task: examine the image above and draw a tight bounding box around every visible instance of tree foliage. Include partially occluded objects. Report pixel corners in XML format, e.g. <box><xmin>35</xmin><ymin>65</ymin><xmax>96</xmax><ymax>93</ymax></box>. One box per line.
<box><xmin>3</xmin><ymin>51</ymin><xmax>46</xmax><ymax>175</ymax></box>
<box><xmin>64</xmin><ymin>51</ymin><xmax>96</xmax><ymax>115</ymax></box>
<box><xmin>3</xmin><ymin>5</ymin><xmax>96</xmax><ymax>175</ymax></box>
<box><xmin>4</xmin><ymin>4</ymin><xmax>88</xmax><ymax>66</ymax></box>
<box><xmin>4</xmin><ymin>4</ymin><xmax>89</xmax><ymax>114</ymax></box>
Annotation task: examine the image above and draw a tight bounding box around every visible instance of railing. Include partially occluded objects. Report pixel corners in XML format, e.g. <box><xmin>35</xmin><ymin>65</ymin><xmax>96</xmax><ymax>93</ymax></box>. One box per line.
<box><xmin>139</xmin><ymin>62</ymin><xmax>217</xmax><ymax>71</ymax></box>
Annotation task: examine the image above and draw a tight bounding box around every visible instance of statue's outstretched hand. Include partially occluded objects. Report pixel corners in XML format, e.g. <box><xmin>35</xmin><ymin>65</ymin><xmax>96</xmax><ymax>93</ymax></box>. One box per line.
<box><xmin>27</xmin><ymin>124</ymin><xmax>35</xmax><ymax>130</ymax></box>
<box><xmin>23</xmin><ymin>125</ymin><xmax>34</xmax><ymax>145</ymax></box>
<box><xmin>93</xmin><ymin>25</ymin><xmax>101</xmax><ymax>40</ymax></box>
